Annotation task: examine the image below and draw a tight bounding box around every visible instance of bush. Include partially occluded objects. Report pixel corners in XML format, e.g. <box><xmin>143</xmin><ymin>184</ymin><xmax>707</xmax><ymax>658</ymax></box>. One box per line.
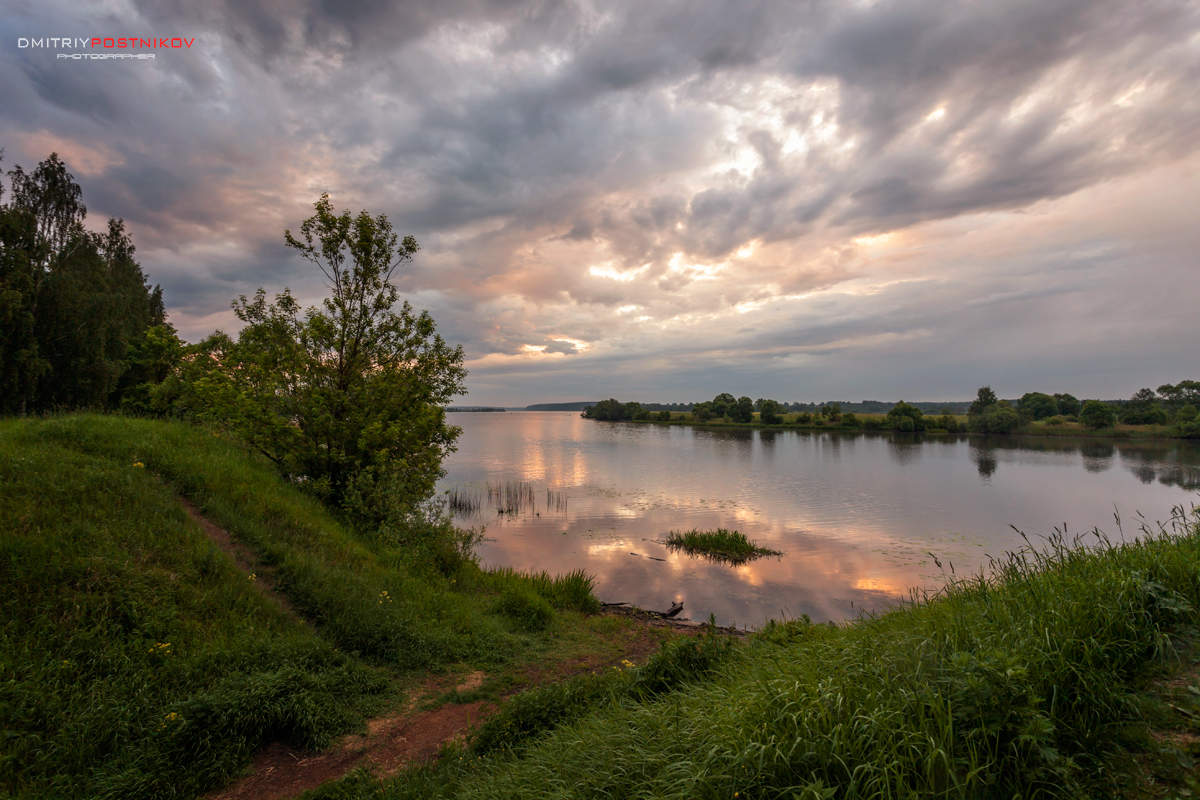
<box><xmin>1079</xmin><ymin>400</ymin><xmax>1117</xmax><ymax>430</ymax></box>
<box><xmin>493</xmin><ymin>587</ymin><xmax>554</xmax><ymax>632</ymax></box>
<box><xmin>969</xmin><ymin>404</ymin><xmax>1022</xmax><ymax>434</ymax></box>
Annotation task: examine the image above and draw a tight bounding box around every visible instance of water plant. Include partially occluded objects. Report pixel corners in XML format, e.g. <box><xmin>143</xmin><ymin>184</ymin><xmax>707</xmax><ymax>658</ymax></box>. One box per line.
<box><xmin>665</xmin><ymin>528</ymin><xmax>782</xmax><ymax>563</ymax></box>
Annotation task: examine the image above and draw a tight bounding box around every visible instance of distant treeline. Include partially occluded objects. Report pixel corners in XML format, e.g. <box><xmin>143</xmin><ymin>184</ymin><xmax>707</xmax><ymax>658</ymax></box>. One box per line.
<box><xmin>582</xmin><ymin>383</ymin><xmax>1200</xmax><ymax>438</ymax></box>
<box><xmin>448</xmin><ymin>406</ymin><xmax>506</xmax><ymax>412</ymax></box>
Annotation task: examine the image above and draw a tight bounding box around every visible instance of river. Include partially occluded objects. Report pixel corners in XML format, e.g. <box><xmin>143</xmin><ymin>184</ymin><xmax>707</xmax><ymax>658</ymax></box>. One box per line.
<box><xmin>439</xmin><ymin>411</ymin><xmax>1200</xmax><ymax>628</ymax></box>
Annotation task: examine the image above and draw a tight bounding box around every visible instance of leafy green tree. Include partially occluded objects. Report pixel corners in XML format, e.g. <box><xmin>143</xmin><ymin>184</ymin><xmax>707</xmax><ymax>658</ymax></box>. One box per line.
<box><xmin>1053</xmin><ymin>393</ymin><xmax>1080</xmax><ymax>417</ymax></box>
<box><xmin>969</xmin><ymin>403</ymin><xmax>1021</xmax><ymax>434</ymax></box>
<box><xmin>731</xmin><ymin>396</ymin><xmax>754</xmax><ymax>423</ymax></box>
<box><xmin>757</xmin><ymin>398</ymin><xmax>783</xmax><ymax>425</ymax></box>
<box><xmin>711</xmin><ymin>393</ymin><xmax>736</xmax><ymax>419</ymax></box>
<box><xmin>1079</xmin><ymin>400</ymin><xmax>1117</xmax><ymax>430</ymax></box>
<box><xmin>583</xmin><ymin>399</ymin><xmax>625</xmax><ymax>420</ymax></box>
<box><xmin>887</xmin><ymin>401</ymin><xmax>926</xmax><ymax>431</ymax></box>
<box><xmin>1119</xmin><ymin>388</ymin><xmax>1167</xmax><ymax>425</ymax></box>
<box><xmin>693</xmin><ymin>401</ymin><xmax>716</xmax><ymax>421</ymax></box>
<box><xmin>1177</xmin><ymin>404</ymin><xmax>1198</xmax><ymax>423</ymax></box>
<box><xmin>968</xmin><ymin>386</ymin><xmax>998</xmax><ymax>417</ymax></box>
<box><xmin>167</xmin><ymin>194</ymin><xmax>465</xmax><ymax>523</ymax></box>
<box><xmin>1018</xmin><ymin>392</ymin><xmax>1058</xmax><ymax>421</ymax></box>
<box><xmin>0</xmin><ymin>153</ymin><xmax>172</xmax><ymax>413</ymax></box>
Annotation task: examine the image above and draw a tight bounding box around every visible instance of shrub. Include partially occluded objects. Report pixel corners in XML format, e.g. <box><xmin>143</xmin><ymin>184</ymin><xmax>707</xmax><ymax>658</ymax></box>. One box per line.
<box><xmin>494</xmin><ymin>587</ymin><xmax>554</xmax><ymax>632</ymax></box>
<box><xmin>1079</xmin><ymin>400</ymin><xmax>1117</xmax><ymax>430</ymax></box>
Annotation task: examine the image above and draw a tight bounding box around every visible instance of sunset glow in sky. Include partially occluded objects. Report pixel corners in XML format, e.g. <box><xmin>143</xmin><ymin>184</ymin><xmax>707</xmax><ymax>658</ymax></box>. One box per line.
<box><xmin>4</xmin><ymin>1</ymin><xmax>1198</xmax><ymax>404</ymax></box>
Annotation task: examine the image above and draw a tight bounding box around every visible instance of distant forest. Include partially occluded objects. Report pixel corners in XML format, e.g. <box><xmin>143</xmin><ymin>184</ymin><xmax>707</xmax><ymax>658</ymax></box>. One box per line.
<box><xmin>534</xmin><ymin>399</ymin><xmax>973</xmax><ymax>413</ymax></box>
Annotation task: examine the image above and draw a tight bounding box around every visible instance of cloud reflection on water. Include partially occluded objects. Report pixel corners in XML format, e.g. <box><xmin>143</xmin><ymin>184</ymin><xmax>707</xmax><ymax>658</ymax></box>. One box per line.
<box><xmin>443</xmin><ymin>412</ymin><xmax>1200</xmax><ymax>627</ymax></box>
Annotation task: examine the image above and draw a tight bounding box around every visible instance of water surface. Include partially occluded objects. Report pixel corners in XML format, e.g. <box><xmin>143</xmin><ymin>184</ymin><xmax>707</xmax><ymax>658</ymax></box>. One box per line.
<box><xmin>440</xmin><ymin>412</ymin><xmax>1200</xmax><ymax>628</ymax></box>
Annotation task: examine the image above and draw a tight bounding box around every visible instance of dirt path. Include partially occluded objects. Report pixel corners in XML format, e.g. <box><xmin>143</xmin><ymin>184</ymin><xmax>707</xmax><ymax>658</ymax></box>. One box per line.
<box><xmin>206</xmin><ymin>672</ymin><xmax>491</xmax><ymax>800</ymax></box>
<box><xmin>179</xmin><ymin>498</ymin><xmax>303</xmax><ymax>621</ymax></box>
<box><xmin>181</xmin><ymin>499</ymin><xmax>732</xmax><ymax>799</ymax></box>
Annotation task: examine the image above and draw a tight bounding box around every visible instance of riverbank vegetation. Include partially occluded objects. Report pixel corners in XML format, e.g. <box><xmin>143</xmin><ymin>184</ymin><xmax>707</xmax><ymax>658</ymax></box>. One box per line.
<box><xmin>295</xmin><ymin>505</ymin><xmax>1200</xmax><ymax>800</ymax></box>
<box><xmin>0</xmin><ymin>415</ymin><xmax>635</xmax><ymax>799</ymax></box>
<box><xmin>665</xmin><ymin>528</ymin><xmax>781</xmax><ymax>564</ymax></box>
<box><xmin>582</xmin><ymin>380</ymin><xmax>1200</xmax><ymax>439</ymax></box>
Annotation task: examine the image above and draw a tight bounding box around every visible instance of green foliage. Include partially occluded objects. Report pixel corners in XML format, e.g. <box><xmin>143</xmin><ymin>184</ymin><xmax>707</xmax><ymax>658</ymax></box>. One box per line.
<box><xmin>582</xmin><ymin>398</ymin><xmax>646</xmax><ymax>421</ymax></box>
<box><xmin>886</xmin><ymin>401</ymin><xmax>926</xmax><ymax>431</ymax></box>
<box><xmin>665</xmin><ymin>528</ymin><xmax>781</xmax><ymax>563</ymax></box>
<box><xmin>355</xmin><ymin>509</ymin><xmax>1200</xmax><ymax>800</ymax></box>
<box><xmin>1080</xmin><ymin>400</ymin><xmax>1117</xmax><ymax>430</ymax></box>
<box><xmin>159</xmin><ymin>194</ymin><xmax>465</xmax><ymax>524</ymax></box>
<box><xmin>1054</xmin><ymin>393</ymin><xmax>1081</xmax><ymax>417</ymax></box>
<box><xmin>0</xmin><ymin>153</ymin><xmax>176</xmax><ymax>414</ymax></box>
<box><xmin>731</xmin><ymin>395</ymin><xmax>755</xmax><ymax>423</ymax></box>
<box><xmin>471</xmin><ymin>633</ymin><xmax>735</xmax><ymax>757</ymax></box>
<box><xmin>0</xmin><ymin>417</ymin><xmax>385</xmax><ymax>799</ymax></box>
<box><xmin>933</xmin><ymin>414</ymin><xmax>961</xmax><ymax>432</ymax></box>
<box><xmin>967</xmin><ymin>386</ymin><xmax>1020</xmax><ymax>433</ymax></box>
<box><xmin>1019</xmin><ymin>391</ymin><xmax>1059</xmax><ymax>420</ymax></box>
<box><xmin>968</xmin><ymin>386</ymin><xmax>998</xmax><ymax>417</ymax></box>
<box><xmin>1177</xmin><ymin>404</ymin><xmax>1197</xmax><ymax>423</ymax></box>
<box><xmin>493</xmin><ymin>588</ymin><xmax>554</xmax><ymax>632</ymax></box>
<box><xmin>711</xmin><ymin>392</ymin><xmax>737</xmax><ymax>418</ymax></box>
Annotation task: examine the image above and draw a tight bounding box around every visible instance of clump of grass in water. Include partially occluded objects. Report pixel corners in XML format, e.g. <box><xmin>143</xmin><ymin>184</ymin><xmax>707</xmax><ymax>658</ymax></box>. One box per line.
<box><xmin>665</xmin><ymin>528</ymin><xmax>781</xmax><ymax>563</ymax></box>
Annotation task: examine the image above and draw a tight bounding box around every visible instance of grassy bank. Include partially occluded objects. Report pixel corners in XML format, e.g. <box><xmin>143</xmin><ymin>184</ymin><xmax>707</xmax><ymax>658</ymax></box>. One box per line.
<box><xmin>308</xmin><ymin>505</ymin><xmax>1200</xmax><ymax>800</ymax></box>
<box><xmin>0</xmin><ymin>415</ymin><xmax>625</xmax><ymax>800</ymax></box>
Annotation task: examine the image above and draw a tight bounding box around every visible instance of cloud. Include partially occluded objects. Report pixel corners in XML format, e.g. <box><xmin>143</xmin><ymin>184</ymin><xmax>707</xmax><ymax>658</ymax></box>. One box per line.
<box><xmin>2</xmin><ymin>0</ymin><xmax>1198</xmax><ymax>403</ymax></box>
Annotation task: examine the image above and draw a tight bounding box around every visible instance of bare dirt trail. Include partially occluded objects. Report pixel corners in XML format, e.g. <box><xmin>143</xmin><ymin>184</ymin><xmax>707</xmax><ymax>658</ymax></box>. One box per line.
<box><xmin>181</xmin><ymin>498</ymin><xmax>720</xmax><ymax>799</ymax></box>
<box><xmin>206</xmin><ymin>671</ymin><xmax>491</xmax><ymax>800</ymax></box>
<box><xmin>179</xmin><ymin>498</ymin><xmax>303</xmax><ymax>621</ymax></box>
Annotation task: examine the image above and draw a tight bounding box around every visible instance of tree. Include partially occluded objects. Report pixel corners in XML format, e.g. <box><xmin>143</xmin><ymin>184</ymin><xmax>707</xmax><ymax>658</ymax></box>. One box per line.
<box><xmin>1079</xmin><ymin>400</ymin><xmax>1116</xmax><ymax>430</ymax></box>
<box><xmin>968</xmin><ymin>386</ymin><xmax>998</xmax><ymax>417</ymax></box>
<box><xmin>1120</xmin><ymin>388</ymin><xmax>1166</xmax><ymax>425</ymax></box>
<box><xmin>757</xmin><ymin>398</ymin><xmax>783</xmax><ymax>425</ymax></box>
<box><xmin>887</xmin><ymin>401</ymin><xmax>926</xmax><ymax>431</ymax></box>
<box><xmin>711</xmin><ymin>392</ymin><xmax>736</xmax><ymax>419</ymax></box>
<box><xmin>1</xmin><ymin>153</ymin><xmax>172</xmax><ymax>413</ymax></box>
<box><xmin>1018</xmin><ymin>392</ymin><xmax>1058</xmax><ymax>421</ymax></box>
<box><xmin>169</xmin><ymin>194</ymin><xmax>465</xmax><ymax>523</ymax></box>
<box><xmin>731</xmin><ymin>395</ymin><xmax>754</xmax><ymax>423</ymax></box>
<box><xmin>969</xmin><ymin>403</ymin><xmax>1021</xmax><ymax>434</ymax></box>
<box><xmin>1053</xmin><ymin>393</ymin><xmax>1080</xmax><ymax>417</ymax></box>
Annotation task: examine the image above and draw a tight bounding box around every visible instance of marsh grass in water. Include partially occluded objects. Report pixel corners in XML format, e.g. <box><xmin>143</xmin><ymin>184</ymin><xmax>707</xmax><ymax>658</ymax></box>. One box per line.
<box><xmin>665</xmin><ymin>527</ymin><xmax>782</xmax><ymax>564</ymax></box>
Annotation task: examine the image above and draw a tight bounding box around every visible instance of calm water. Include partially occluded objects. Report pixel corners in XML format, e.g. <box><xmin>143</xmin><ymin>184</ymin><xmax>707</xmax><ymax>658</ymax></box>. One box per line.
<box><xmin>439</xmin><ymin>412</ymin><xmax>1200</xmax><ymax>629</ymax></box>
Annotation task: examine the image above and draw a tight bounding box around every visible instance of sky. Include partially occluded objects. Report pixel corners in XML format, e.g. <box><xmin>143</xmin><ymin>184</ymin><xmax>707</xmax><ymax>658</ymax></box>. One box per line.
<box><xmin>3</xmin><ymin>0</ymin><xmax>1198</xmax><ymax>406</ymax></box>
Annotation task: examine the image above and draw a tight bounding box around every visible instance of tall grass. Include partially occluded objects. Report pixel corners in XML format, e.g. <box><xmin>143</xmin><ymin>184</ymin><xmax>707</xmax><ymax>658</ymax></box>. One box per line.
<box><xmin>0</xmin><ymin>415</ymin><xmax>605</xmax><ymax>800</ymax></box>
<box><xmin>337</xmin><ymin>505</ymin><xmax>1200</xmax><ymax>800</ymax></box>
<box><xmin>488</xmin><ymin>480</ymin><xmax>536</xmax><ymax>515</ymax></box>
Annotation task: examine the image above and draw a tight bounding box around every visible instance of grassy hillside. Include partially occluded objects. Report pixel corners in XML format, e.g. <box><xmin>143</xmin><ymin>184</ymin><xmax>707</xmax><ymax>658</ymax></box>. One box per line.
<box><xmin>0</xmin><ymin>415</ymin><xmax>602</xmax><ymax>800</ymax></box>
<box><xmin>312</xmin><ymin>507</ymin><xmax>1200</xmax><ymax>800</ymax></box>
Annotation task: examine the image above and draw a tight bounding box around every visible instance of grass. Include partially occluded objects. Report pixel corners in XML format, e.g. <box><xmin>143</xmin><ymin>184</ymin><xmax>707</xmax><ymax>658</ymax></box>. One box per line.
<box><xmin>665</xmin><ymin>528</ymin><xmax>782</xmax><ymax>563</ymax></box>
<box><xmin>0</xmin><ymin>414</ymin><xmax>613</xmax><ymax>800</ymax></box>
<box><xmin>303</xmin><ymin>503</ymin><xmax>1200</xmax><ymax>800</ymax></box>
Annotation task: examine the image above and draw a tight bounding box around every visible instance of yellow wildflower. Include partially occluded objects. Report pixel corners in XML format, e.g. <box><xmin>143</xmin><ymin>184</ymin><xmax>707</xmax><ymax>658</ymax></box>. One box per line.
<box><xmin>132</xmin><ymin>461</ymin><xmax>145</xmax><ymax>468</ymax></box>
<box><xmin>248</xmin><ymin>572</ymin><xmax>257</xmax><ymax>581</ymax></box>
<box><xmin>620</xmin><ymin>658</ymin><xmax>635</xmax><ymax>669</ymax></box>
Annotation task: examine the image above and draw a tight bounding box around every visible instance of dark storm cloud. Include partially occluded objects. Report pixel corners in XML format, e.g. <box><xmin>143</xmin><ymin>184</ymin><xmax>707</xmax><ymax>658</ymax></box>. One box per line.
<box><xmin>3</xmin><ymin>0</ymin><xmax>1198</xmax><ymax>402</ymax></box>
